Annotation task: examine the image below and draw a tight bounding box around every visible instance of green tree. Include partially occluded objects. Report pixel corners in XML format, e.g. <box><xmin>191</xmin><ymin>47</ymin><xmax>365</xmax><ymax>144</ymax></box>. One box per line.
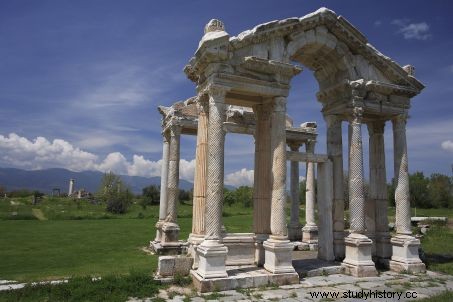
<box><xmin>97</xmin><ymin>172</ymin><xmax>132</xmax><ymax>214</ymax></box>
<box><xmin>428</xmin><ymin>173</ymin><xmax>452</xmax><ymax>208</ymax></box>
<box><xmin>179</xmin><ymin>189</ymin><xmax>193</xmax><ymax>204</ymax></box>
<box><xmin>235</xmin><ymin>186</ymin><xmax>253</xmax><ymax>208</ymax></box>
<box><xmin>142</xmin><ymin>185</ymin><xmax>160</xmax><ymax>205</ymax></box>
<box><xmin>409</xmin><ymin>172</ymin><xmax>430</xmax><ymax>208</ymax></box>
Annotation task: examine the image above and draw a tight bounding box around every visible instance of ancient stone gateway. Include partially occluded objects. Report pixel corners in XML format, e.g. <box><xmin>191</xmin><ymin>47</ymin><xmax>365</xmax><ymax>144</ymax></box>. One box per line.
<box><xmin>153</xmin><ymin>7</ymin><xmax>426</xmax><ymax>292</ymax></box>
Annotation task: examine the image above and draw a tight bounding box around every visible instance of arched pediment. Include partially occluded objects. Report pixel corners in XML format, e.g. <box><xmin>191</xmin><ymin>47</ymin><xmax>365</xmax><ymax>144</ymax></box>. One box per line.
<box><xmin>185</xmin><ymin>7</ymin><xmax>424</xmax><ymax>95</ymax></box>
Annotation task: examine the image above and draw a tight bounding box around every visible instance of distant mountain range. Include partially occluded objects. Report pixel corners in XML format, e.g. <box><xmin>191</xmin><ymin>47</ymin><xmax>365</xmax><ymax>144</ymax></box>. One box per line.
<box><xmin>0</xmin><ymin>167</ymin><xmax>194</xmax><ymax>195</ymax></box>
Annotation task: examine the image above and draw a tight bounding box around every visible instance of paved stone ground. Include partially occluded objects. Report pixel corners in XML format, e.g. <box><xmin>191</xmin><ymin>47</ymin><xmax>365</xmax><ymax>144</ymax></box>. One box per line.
<box><xmin>128</xmin><ymin>270</ymin><xmax>453</xmax><ymax>302</ymax></box>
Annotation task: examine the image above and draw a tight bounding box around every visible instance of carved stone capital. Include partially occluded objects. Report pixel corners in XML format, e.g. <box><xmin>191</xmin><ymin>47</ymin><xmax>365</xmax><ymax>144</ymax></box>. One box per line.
<box><xmin>287</xmin><ymin>141</ymin><xmax>302</xmax><ymax>152</ymax></box>
<box><xmin>367</xmin><ymin>121</ymin><xmax>385</xmax><ymax>136</ymax></box>
<box><xmin>323</xmin><ymin>114</ymin><xmax>342</xmax><ymax>128</ymax></box>
<box><xmin>169</xmin><ymin>124</ymin><xmax>182</xmax><ymax>137</ymax></box>
<box><xmin>305</xmin><ymin>139</ymin><xmax>316</xmax><ymax>153</ymax></box>
<box><xmin>196</xmin><ymin>97</ymin><xmax>209</xmax><ymax>115</ymax></box>
<box><xmin>204</xmin><ymin>84</ymin><xmax>228</xmax><ymax>103</ymax></box>
<box><xmin>392</xmin><ymin>113</ymin><xmax>408</xmax><ymax>130</ymax></box>
<box><xmin>162</xmin><ymin>132</ymin><xmax>170</xmax><ymax>144</ymax></box>
<box><xmin>273</xmin><ymin>96</ymin><xmax>286</xmax><ymax>112</ymax></box>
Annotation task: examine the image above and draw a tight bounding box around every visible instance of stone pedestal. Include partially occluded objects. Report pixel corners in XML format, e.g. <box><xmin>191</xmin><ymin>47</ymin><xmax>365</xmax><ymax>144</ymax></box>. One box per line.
<box><xmin>302</xmin><ymin>225</ymin><xmax>318</xmax><ymax>244</ymax></box>
<box><xmin>263</xmin><ymin>237</ymin><xmax>295</xmax><ymax>274</ymax></box>
<box><xmin>389</xmin><ymin>235</ymin><xmax>426</xmax><ymax>273</ymax></box>
<box><xmin>161</xmin><ymin>222</ymin><xmax>180</xmax><ymax>243</ymax></box>
<box><xmin>341</xmin><ymin>233</ymin><xmax>378</xmax><ymax>277</ymax></box>
<box><xmin>196</xmin><ymin>240</ymin><xmax>228</xmax><ymax>279</ymax></box>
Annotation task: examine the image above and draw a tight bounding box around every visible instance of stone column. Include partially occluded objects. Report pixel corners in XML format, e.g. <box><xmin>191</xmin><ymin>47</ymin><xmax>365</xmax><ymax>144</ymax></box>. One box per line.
<box><xmin>189</xmin><ymin>98</ymin><xmax>209</xmax><ymax>267</ymax></box>
<box><xmin>252</xmin><ymin>103</ymin><xmax>272</xmax><ymax>266</ymax></box>
<box><xmin>389</xmin><ymin>114</ymin><xmax>425</xmax><ymax>273</ymax></box>
<box><xmin>325</xmin><ymin>115</ymin><xmax>345</xmax><ymax>260</ymax></box>
<box><xmin>368</xmin><ymin>121</ymin><xmax>391</xmax><ymax>261</ymax></box>
<box><xmin>341</xmin><ymin>106</ymin><xmax>377</xmax><ymax>277</ymax></box>
<box><xmin>161</xmin><ymin>124</ymin><xmax>182</xmax><ymax>248</ymax></box>
<box><xmin>288</xmin><ymin>142</ymin><xmax>302</xmax><ymax>242</ymax></box>
<box><xmin>196</xmin><ymin>85</ymin><xmax>228</xmax><ymax>279</ymax></box>
<box><xmin>68</xmin><ymin>179</ymin><xmax>74</xmax><ymax>196</ymax></box>
<box><xmin>154</xmin><ymin>134</ymin><xmax>170</xmax><ymax>243</ymax></box>
<box><xmin>263</xmin><ymin>96</ymin><xmax>296</xmax><ymax>275</ymax></box>
<box><xmin>302</xmin><ymin>139</ymin><xmax>318</xmax><ymax>246</ymax></box>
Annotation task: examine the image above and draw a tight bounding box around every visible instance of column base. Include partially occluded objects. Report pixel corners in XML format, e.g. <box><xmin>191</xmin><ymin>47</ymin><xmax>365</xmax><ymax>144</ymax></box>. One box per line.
<box><xmin>161</xmin><ymin>222</ymin><xmax>180</xmax><ymax>245</ymax></box>
<box><xmin>196</xmin><ymin>240</ymin><xmax>228</xmax><ymax>279</ymax></box>
<box><xmin>188</xmin><ymin>233</ymin><xmax>204</xmax><ymax>269</ymax></box>
<box><xmin>341</xmin><ymin>233</ymin><xmax>378</xmax><ymax>277</ymax></box>
<box><xmin>254</xmin><ymin>233</ymin><xmax>269</xmax><ymax>267</ymax></box>
<box><xmin>287</xmin><ymin>223</ymin><xmax>302</xmax><ymax>241</ymax></box>
<box><xmin>302</xmin><ymin>224</ymin><xmax>318</xmax><ymax>244</ymax></box>
<box><xmin>333</xmin><ymin>231</ymin><xmax>346</xmax><ymax>261</ymax></box>
<box><xmin>263</xmin><ymin>236</ymin><xmax>296</xmax><ymax>274</ymax></box>
<box><xmin>389</xmin><ymin>234</ymin><xmax>426</xmax><ymax>274</ymax></box>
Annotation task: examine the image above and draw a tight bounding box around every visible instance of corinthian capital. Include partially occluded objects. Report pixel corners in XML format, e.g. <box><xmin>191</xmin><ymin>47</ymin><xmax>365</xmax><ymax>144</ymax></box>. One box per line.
<box><xmin>273</xmin><ymin>96</ymin><xmax>286</xmax><ymax>112</ymax></box>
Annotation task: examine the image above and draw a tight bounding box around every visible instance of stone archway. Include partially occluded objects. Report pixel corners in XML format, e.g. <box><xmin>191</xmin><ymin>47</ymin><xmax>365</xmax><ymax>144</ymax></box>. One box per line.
<box><xmin>156</xmin><ymin>7</ymin><xmax>426</xmax><ymax>291</ymax></box>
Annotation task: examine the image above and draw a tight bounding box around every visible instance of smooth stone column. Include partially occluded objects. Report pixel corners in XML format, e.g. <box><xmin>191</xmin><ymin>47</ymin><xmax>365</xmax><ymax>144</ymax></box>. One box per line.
<box><xmin>368</xmin><ymin>121</ymin><xmax>392</xmax><ymax>262</ymax></box>
<box><xmin>161</xmin><ymin>125</ymin><xmax>182</xmax><ymax>248</ymax></box>
<box><xmin>68</xmin><ymin>179</ymin><xmax>74</xmax><ymax>196</ymax></box>
<box><xmin>302</xmin><ymin>139</ymin><xmax>318</xmax><ymax>246</ymax></box>
<box><xmin>341</xmin><ymin>106</ymin><xmax>378</xmax><ymax>277</ymax></box>
<box><xmin>189</xmin><ymin>98</ymin><xmax>209</xmax><ymax>268</ymax></box>
<box><xmin>155</xmin><ymin>134</ymin><xmax>170</xmax><ymax>242</ymax></box>
<box><xmin>252</xmin><ymin>103</ymin><xmax>272</xmax><ymax>266</ymax></box>
<box><xmin>196</xmin><ymin>86</ymin><xmax>228</xmax><ymax>279</ymax></box>
<box><xmin>325</xmin><ymin>115</ymin><xmax>345</xmax><ymax>260</ymax></box>
<box><xmin>288</xmin><ymin>142</ymin><xmax>302</xmax><ymax>242</ymax></box>
<box><xmin>390</xmin><ymin>114</ymin><xmax>425</xmax><ymax>273</ymax></box>
<box><xmin>263</xmin><ymin>96</ymin><xmax>296</xmax><ymax>274</ymax></box>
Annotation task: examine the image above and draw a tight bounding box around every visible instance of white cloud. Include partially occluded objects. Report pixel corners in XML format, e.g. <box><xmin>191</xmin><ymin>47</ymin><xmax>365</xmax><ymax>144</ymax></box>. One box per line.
<box><xmin>0</xmin><ymin>133</ymin><xmax>195</xmax><ymax>181</ymax></box>
<box><xmin>441</xmin><ymin>140</ymin><xmax>453</xmax><ymax>153</ymax></box>
<box><xmin>391</xmin><ymin>19</ymin><xmax>431</xmax><ymax>40</ymax></box>
<box><xmin>225</xmin><ymin>168</ymin><xmax>254</xmax><ymax>187</ymax></box>
<box><xmin>0</xmin><ymin>133</ymin><xmax>98</xmax><ymax>171</ymax></box>
<box><xmin>374</xmin><ymin>20</ymin><xmax>382</xmax><ymax>27</ymax></box>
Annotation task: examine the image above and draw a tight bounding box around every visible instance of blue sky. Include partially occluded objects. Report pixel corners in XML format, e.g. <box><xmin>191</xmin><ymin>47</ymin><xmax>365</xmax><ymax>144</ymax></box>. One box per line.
<box><xmin>0</xmin><ymin>0</ymin><xmax>452</xmax><ymax>186</ymax></box>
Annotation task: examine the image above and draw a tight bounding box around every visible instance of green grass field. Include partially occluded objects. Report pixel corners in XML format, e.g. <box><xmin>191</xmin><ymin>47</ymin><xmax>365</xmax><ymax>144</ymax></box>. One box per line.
<box><xmin>0</xmin><ymin>196</ymin><xmax>452</xmax><ymax>282</ymax></box>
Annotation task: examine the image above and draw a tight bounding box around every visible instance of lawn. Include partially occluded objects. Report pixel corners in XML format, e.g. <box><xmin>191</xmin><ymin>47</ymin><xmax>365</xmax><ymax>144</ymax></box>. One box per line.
<box><xmin>0</xmin><ymin>196</ymin><xmax>452</xmax><ymax>281</ymax></box>
<box><xmin>0</xmin><ymin>197</ymin><xmax>255</xmax><ymax>281</ymax></box>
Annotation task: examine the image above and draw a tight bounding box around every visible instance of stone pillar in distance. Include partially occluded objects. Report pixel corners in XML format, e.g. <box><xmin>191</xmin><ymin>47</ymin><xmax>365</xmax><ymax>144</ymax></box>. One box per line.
<box><xmin>161</xmin><ymin>124</ymin><xmax>183</xmax><ymax>252</ymax></box>
<box><xmin>302</xmin><ymin>139</ymin><xmax>318</xmax><ymax>248</ymax></box>
<box><xmin>288</xmin><ymin>142</ymin><xmax>302</xmax><ymax>242</ymax></box>
<box><xmin>154</xmin><ymin>133</ymin><xmax>170</xmax><ymax>243</ymax></box>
